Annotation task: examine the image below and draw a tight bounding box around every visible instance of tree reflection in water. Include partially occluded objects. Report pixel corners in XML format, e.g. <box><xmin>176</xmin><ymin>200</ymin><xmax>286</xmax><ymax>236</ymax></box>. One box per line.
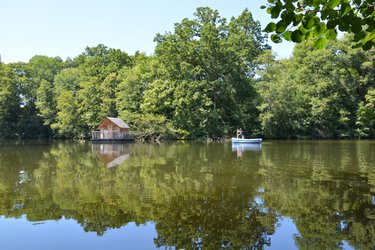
<box><xmin>0</xmin><ymin>140</ymin><xmax>374</xmax><ymax>249</ymax></box>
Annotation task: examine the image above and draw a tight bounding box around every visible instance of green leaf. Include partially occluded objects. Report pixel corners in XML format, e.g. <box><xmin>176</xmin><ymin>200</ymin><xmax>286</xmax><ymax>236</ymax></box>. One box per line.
<box><xmin>285</xmin><ymin>3</ymin><xmax>295</xmax><ymax>12</ymax></box>
<box><xmin>283</xmin><ymin>31</ymin><xmax>293</xmax><ymax>41</ymax></box>
<box><xmin>311</xmin><ymin>0</ymin><xmax>321</xmax><ymax>7</ymax></box>
<box><xmin>340</xmin><ymin>3</ymin><xmax>352</xmax><ymax>16</ymax></box>
<box><xmin>264</xmin><ymin>22</ymin><xmax>277</xmax><ymax>32</ymax></box>
<box><xmin>271</xmin><ymin>5</ymin><xmax>282</xmax><ymax>18</ymax></box>
<box><xmin>271</xmin><ymin>34</ymin><xmax>282</xmax><ymax>43</ymax></box>
<box><xmin>314</xmin><ymin>23</ymin><xmax>326</xmax><ymax>36</ymax></box>
<box><xmin>314</xmin><ymin>37</ymin><xmax>327</xmax><ymax>49</ymax></box>
<box><xmin>353</xmin><ymin>30</ymin><xmax>366</xmax><ymax>42</ymax></box>
<box><xmin>313</xmin><ymin>16</ymin><xmax>320</xmax><ymax>24</ymax></box>
<box><xmin>321</xmin><ymin>10</ymin><xmax>328</xmax><ymax>20</ymax></box>
<box><xmin>326</xmin><ymin>19</ymin><xmax>338</xmax><ymax>29</ymax></box>
<box><xmin>366</xmin><ymin>25</ymin><xmax>375</xmax><ymax>32</ymax></box>
<box><xmin>299</xmin><ymin>25</ymin><xmax>309</xmax><ymax>35</ymax></box>
<box><xmin>352</xmin><ymin>41</ymin><xmax>362</xmax><ymax>48</ymax></box>
<box><xmin>364</xmin><ymin>16</ymin><xmax>375</xmax><ymax>27</ymax></box>
<box><xmin>362</xmin><ymin>30</ymin><xmax>375</xmax><ymax>44</ymax></box>
<box><xmin>293</xmin><ymin>14</ymin><xmax>303</xmax><ymax>26</ymax></box>
<box><xmin>325</xmin><ymin>29</ymin><xmax>337</xmax><ymax>40</ymax></box>
<box><xmin>327</xmin><ymin>0</ymin><xmax>341</xmax><ymax>9</ymax></box>
<box><xmin>282</xmin><ymin>12</ymin><xmax>295</xmax><ymax>25</ymax></box>
<box><xmin>338</xmin><ymin>20</ymin><xmax>350</xmax><ymax>31</ymax></box>
<box><xmin>276</xmin><ymin>20</ymin><xmax>288</xmax><ymax>33</ymax></box>
<box><xmin>305</xmin><ymin>30</ymin><xmax>313</xmax><ymax>40</ymax></box>
<box><xmin>260</xmin><ymin>5</ymin><xmax>267</xmax><ymax>9</ymax></box>
<box><xmin>302</xmin><ymin>15</ymin><xmax>316</xmax><ymax>29</ymax></box>
<box><xmin>291</xmin><ymin>30</ymin><xmax>304</xmax><ymax>42</ymax></box>
<box><xmin>362</xmin><ymin>41</ymin><xmax>373</xmax><ymax>50</ymax></box>
<box><xmin>350</xmin><ymin>17</ymin><xmax>362</xmax><ymax>33</ymax></box>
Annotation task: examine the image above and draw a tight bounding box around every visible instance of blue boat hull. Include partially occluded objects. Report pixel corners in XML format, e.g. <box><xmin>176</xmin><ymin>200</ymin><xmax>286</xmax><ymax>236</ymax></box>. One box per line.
<box><xmin>231</xmin><ymin>138</ymin><xmax>262</xmax><ymax>143</ymax></box>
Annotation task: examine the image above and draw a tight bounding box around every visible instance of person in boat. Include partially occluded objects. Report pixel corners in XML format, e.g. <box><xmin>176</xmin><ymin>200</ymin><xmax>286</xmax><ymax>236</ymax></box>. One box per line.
<box><xmin>236</xmin><ymin>128</ymin><xmax>244</xmax><ymax>139</ymax></box>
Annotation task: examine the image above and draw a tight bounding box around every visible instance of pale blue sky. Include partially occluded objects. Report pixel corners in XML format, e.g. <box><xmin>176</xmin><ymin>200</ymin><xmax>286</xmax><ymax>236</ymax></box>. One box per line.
<box><xmin>0</xmin><ymin>0</ymin><xmax>294</xmax><ymax>63</ymax></box>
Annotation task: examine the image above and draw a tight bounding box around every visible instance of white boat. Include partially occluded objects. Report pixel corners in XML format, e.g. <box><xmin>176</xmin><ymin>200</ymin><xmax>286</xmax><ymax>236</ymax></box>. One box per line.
<box><xmin>231</xmin><ymin>138</ymin><xmax>262</xmax><ymax>143</ymax></box>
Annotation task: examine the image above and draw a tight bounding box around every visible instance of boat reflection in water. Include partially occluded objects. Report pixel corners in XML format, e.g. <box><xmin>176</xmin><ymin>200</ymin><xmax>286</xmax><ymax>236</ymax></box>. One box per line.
<box><xmin>232</xmin><ymin>143</ymin><xmax>262</xmax><ymax>157</ymax></box>
<box><xmin>92</xmin><ymin>143</ymin><xmax>130</xmax><ymax>168</ymax></box>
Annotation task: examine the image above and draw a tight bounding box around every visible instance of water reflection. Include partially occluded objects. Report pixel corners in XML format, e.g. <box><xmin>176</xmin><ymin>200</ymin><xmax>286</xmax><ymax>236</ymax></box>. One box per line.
<box><xmin>92</xmin><ymin>143</ymin><xmax>130</xmax><ymax>168</ymax></box>
<box><xmin>232</xmin><ymin>143</ymin><xmax>262</xmax><ymax>157</ymax></box>
<box><xmin>0</xmin><ymin>140</ymin><xmax>374</xmax><ymax>249</ymax></box>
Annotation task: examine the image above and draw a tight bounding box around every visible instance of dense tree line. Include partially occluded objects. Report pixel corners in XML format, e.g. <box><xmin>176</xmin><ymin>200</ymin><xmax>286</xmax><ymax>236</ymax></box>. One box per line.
<box><xmin>258</xmin><ymin>35</ymin><xmax>375</xmax><ymax>138</ymax></box>
<box><xmin>0</xmin><ymin>7</ymin><xmax>374</xmax><ymax>139</ymax></box>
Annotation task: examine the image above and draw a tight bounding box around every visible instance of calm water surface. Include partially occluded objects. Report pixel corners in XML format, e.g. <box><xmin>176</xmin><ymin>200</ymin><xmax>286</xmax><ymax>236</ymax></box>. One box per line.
<box><xmin>0</xmin><ymin>140</ymin><xmax>374</xmax><ymax>249</ymax></box>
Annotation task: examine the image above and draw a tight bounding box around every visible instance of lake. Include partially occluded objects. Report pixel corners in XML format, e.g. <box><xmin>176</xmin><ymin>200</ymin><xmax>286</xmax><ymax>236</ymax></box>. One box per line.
<box><xmin>0</xmin><ymin>140</ymin><xmax>374</xmax><ymax>249</ymax></box>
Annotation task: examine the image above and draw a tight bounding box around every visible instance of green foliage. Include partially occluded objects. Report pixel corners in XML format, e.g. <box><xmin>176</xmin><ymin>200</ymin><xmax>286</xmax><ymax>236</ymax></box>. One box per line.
<box><xmin>0</xmin><ymin>62</ymin><xmax>47</xmax><ymax>138</ymax></box>
<box><xmin>130</xmin><ymin>113</ymin><xmax>183</xmax><ymax>140</ymax></box>
<box><xmin>257</xmin><ymin>36</ymin><xmax>375</xmax><ymax>138</ymax></box>
<box><xmin>117</xmin><ymin>54</ymin><xmax>157</xmax><ymax>117</ymax></box>
<box><xmin>18</xmin><ymin>56</ymin><xmax>63</xmax><ymax>138</ymax></box>
<box><xmin>100</xmin><ymin>73</ymin><xmax>119</xmax><ymax>118</ymax></box>
<box><xmin>262</xmin><ymin>0</ymin><xmax>375</xmax><ymax>50</ymax></box>
<box><xmin>257</xmin><ymin>58</ymin><xmax>310</xmax><ymax>138</ymax></box>
<box><xmin>0</xmin><ymin>64</ymin><xmax>21</xmax><ymax>137</ymax></box>
<box><xmin>35</xmin><ymin>68</ymin><xmax>83</xmax><ymax>137</ymax></box>
<box><xmin>53</xmin><ymin>68</ymin><xmax>81</xmax><ymax>94</ymax></box>
<box><xmin>49</xmin><ymin>45</ymin><xmax>132</xmax><ymax>138</ymax></box>
<box><xmin>36</xmin><ymin>79</ymin><xmax>56</xmax><ymax>126</ymax></box>
<box><xmin>0</xmin><ymin>8</ymin><xmax>374</xmax><ymax>139</ymax></box>
<box><xmin>356</xmin><ymin>88</ymin><xmax>375</xmax><ymax>137</ymax></box>
<box><xmin>149</xmin><ymin>7</ymin><xmax>267</xmax><ymax>138</ymax></box>
<box><xmin>77</xmin><ymin>76</ymin><xmax>102</xmax><ymax>132</ymax></box>
<box><xmin>78</xmin><ymin>44</ymin><xmax>132</xmax><ymax>79</ymax></box>
<box><xmin>52</xmin><ymin>90</ymin><xmax>86</xmax><ymax>138</ymax></box>
<box><xmin>116</xmin><ymin>7</ymin><xmax>268</xmax><ymax>139</ymax></box>
<box><xmin>28</xmin><ymin>55</ymin><xmax>63</xmax><ymax>84</ymax></box>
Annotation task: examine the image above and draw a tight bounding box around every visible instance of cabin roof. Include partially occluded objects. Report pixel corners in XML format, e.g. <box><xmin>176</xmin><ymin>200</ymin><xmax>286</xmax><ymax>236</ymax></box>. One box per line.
<box><xmin>103</xmin><ymin>117</ymin><xmax>130</xmax><ymax>129</ymax></box>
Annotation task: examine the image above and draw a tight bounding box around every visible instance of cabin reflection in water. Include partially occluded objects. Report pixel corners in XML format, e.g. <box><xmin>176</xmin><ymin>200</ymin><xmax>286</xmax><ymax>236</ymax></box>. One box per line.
<box><xmin>232</xmin><ymin>143</ymin><xmax>262</xmax><ymax>157</ymax></box>
<box><xmin>92</xmin><ymin>143</ymin><xmax>130</xmax><ymax>168</ymax></box>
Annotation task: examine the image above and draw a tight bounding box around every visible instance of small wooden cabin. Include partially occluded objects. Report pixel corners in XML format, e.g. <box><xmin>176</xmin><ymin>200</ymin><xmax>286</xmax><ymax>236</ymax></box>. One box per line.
<box><xmin>91</xmin><ymin>117</ymin><xmax>134</xmax><ymax>141</ymax></box>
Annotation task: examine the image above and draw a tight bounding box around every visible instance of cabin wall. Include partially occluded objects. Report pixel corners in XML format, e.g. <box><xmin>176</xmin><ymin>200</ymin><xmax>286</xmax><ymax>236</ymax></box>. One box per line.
<box><xmin>98</xmin><ymin>119</ymin><xmax>123</xmax><ymax>132</ymax></box>
<box><xmin>93</xmin><ymin>117</ymin><xmax>131</xmax><ymax>140</ymax></box>
<box><xmin>99</xmin><ymin>126</ymin><xmax>128</xmax><ymax>133</ymax></box>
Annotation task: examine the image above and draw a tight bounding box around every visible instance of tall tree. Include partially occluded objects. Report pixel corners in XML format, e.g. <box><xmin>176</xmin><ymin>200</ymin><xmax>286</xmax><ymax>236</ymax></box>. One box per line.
<box><xmin>117</xmin><ymin>54</ymin><xmax>157</xmax><ymax>122</ymax></box>
<box><xmin>36</xmin><ymin>79</ymin><xmax>56</xmax><ymax>126</ymax></box>
<box><xmin>0</xmin><ymin>64</ymin><xmax>21</xmax><ymax>137</ymax></box>
<box><xmin>77</xmin><ymin>76</ymin><xmax>102</xmax><ymax>133</ymax></box>
<box><xmin>36</xmin><ymin>68</ymin><xmax>83</xmax><ymax>137</ymax></box>
<box><xmin>146</xmin><ymin>7</ymin><xmax>268</xmax><ymax>138</ymax></box>
<box><xmin>356</xmin><ymin>88</ymin><xmax>375</xmax><ymax>137</ymax></box>
<box><xmin>52</xmin><ymin>90</ymin><xmax>86</xmax><ymax>138</ymax></box>
<box><xmin>100</xmin><ymin>72</ymin><xmax>119</xmax><ymax>118</ymax></box>
<box><xmin>257</xmin><ymin>56</ymin><xmax>310</xmax><ymax>138</ymax></box>
<box><xmin>28</xmin><ymin>56</ymin><xmax>63</xmax><ymax>137</ymax></box>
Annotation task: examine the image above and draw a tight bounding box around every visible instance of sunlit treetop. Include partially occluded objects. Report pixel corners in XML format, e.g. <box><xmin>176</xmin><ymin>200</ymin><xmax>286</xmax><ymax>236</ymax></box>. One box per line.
<box><xmin>262</xmin><ymin>0</ymin><xmax>375</xmax><ymax>50</ymax></box>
